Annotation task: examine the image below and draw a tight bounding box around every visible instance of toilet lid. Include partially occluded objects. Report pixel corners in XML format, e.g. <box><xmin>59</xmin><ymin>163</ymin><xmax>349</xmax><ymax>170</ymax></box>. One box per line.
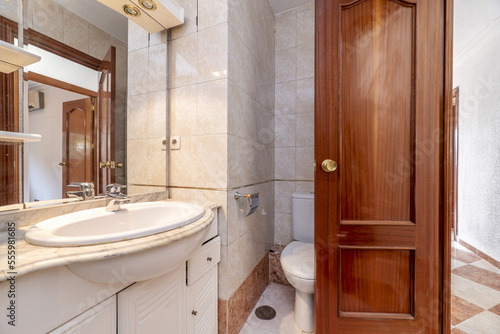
<box><xmin>281</xmin><ymin>241</ymin><xmax>315</xmax><ymax>280</ymax></box>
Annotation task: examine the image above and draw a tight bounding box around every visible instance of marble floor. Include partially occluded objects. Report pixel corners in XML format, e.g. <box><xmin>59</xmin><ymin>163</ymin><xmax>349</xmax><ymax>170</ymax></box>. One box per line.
<box><xmin>241</xmin><ymin>242</ymin><xmax>500</xmax><ymax>334</ymax></box>
<box><xmin>240</xmin><ymin>283</ymin><xmax>311</xmax><ymax>334</ymax></box>
<box><xmin>451</xmin><ymin>241</ymin><xmax>500</xmax><ymax>333</ymax></box>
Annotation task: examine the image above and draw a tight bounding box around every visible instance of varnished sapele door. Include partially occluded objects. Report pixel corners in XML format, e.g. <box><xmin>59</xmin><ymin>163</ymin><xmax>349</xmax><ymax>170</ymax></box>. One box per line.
<box><xmin>315</xmin><ymin>0</ymin><xmax>446</xmax><ymax>332</ymax></box>
<box><xmin>96</xmin><ymin>47</ymin><xmax>116</xmax><ymax>195</ymax></box>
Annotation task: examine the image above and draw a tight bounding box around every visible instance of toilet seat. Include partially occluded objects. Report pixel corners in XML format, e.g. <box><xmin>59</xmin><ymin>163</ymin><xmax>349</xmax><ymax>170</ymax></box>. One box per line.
<box><xmin>281</xmin><ymin>241</ymin><xmax>315</xmax><ymax>280</ymax></box>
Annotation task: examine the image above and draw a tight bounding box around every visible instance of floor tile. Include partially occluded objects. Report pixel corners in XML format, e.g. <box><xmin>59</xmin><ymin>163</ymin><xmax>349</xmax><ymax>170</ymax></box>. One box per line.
<box><xmin>453</xmin><ymin>265</ymin><xmax>500</xmax><ymax>291</ymax></box>
<box><xmin>451</xmin><ymin>295</ymin><xmax>485</xmax><ymax>326</ymax></box>
<box><xmin>451</xmin><ymin>274</ymin><xmax>500</xmax><ymax>309</ymax></box>
<box><xmin>454</xmin><ymin>311</ymin><xmax>500</xmax><ymax>334</ymax></box>
<box><xmin>452</xmin><ymin>242</ymin><xmax>472</xmax><ymax>253</ymax></box>
<box><xmin>240</xmin><ymin>323</ymin><xmax>277</xmax><ymax>334</ymax></box>
<box><xmin>471</xmin><ymin>259</ymin><xmax>500</xmax><ymax>275</ymax></box>
<box><xmin>451</xmin><ymin>248</ymin><xmax>482</xmax><ymax>264</ymax></box>
<box><xmin>489</xmin><ymin>304</ymin><xmax>500</xmax><ymax>317</ymax></box>
<box><xmin>451</xmin><ymin>328</ymin><xmax>468</xmax><ymax>334</ymax></box>
<box><xmin>452</xmin><ymin>259</ymin><xmax>468</xmax><ymax>270</ymax></box>
<box><xmin>246</xmin><ymin>283</ymin><xmax>301</xmax><ymax>334</ymax></box>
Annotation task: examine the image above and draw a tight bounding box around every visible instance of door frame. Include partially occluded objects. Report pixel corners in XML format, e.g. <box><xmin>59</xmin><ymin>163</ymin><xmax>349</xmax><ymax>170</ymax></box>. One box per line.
<box><xmin>314</xmin><ymin>0</ymin><xmax>454</xmax><ymax>332</ymax></box>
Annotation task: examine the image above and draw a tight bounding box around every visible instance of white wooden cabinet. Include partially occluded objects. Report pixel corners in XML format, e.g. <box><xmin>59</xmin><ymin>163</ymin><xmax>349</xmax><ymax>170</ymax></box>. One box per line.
<box><xmin>118</xmin><ymin>263</ymin><xmax>187</xmax><ymax>334</ymax></box>
<box><xmin>49</xmin><ymin>296</ymin><xmax>116</xmax><ymax>334</ymax></box>
<box><xmin>187</xmin><ymin>266</ymin><xmax>218</xmax><ymax>334</ymax></box>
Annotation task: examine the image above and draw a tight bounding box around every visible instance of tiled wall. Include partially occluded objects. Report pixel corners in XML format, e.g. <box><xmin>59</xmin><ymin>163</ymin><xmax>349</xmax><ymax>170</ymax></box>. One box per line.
<box><xmin>127</xmin><ymin>21</ymin><xmax>168</xmax><ymax>192</ymax></box>
<box><xmin>26</xmin><ymin>0</ymin><xmax>128</xmax><ymax>185</ymax></box>
<box><xmin>168</xmin><ymin>0</ymin><xmax>275</xmax><ymax>307</ymax></box>
<box><xmin>274</xmin><ymin>3</ymin><xmax>315</xmax><ymax>246</ymax></box>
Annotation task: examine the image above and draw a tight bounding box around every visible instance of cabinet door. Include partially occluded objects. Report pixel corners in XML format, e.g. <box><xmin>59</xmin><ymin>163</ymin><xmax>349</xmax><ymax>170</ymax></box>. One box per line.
<box><xmin>118</xmin><ymin>263</ymin><xmax>186</xmax><ymax>334</ymax></box>
<box><xmin>187</xmin><ymin>266</ymin><xmax>218</xmax><ymax>334</ymax></box>
<box><xmin>49</xmin><ymin>295</ymin><xmax>116</xmax><ymax>334</ymax></box>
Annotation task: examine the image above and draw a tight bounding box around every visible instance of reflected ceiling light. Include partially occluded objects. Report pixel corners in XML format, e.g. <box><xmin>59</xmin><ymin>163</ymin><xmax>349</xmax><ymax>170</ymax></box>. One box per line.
<box><xmin>123</xmin><ymin>4</ymin><xmax>141</xmax><ymax>17</ymax></box>
<box><xmin>139</xmin><ymin>0</ymin><xmax>157</xmax><ymax>10</ymax></box>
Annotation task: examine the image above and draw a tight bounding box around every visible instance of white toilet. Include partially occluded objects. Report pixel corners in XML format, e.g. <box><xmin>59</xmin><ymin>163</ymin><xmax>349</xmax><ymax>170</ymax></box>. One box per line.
<box><xmin>280</xmin><ymin>192</ymin><xmax>315</xmax><ymax>333</ymax></box>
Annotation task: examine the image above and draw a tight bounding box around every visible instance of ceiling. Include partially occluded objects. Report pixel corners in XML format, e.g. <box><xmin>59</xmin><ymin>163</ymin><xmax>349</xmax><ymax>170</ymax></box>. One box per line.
<box><xmin>268</xmin><ymin>0</ymin><xmax>314</xmax><ymax>14</ymax></box>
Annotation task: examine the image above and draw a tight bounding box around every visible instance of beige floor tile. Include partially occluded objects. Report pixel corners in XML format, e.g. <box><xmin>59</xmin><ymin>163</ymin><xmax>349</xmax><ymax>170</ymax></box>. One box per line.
<box><xmin>470</xmin><ymin>259</ymin><xmax>500</xmax><ymax>275</ymax></box>
<box><xmin>452</xmin><ymin>274</ymin><xmax>500</xmax><ymax>309</ymax></box>
<box><xmin>454</xmin><ymin>311</ymin><xmax>500</xmax><ymax>334</ymax></box>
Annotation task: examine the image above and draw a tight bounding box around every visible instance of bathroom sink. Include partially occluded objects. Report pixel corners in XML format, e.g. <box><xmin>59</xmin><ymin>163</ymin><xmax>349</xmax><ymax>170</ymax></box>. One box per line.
<box><xmin>25</xmin><ymin>201</ymin><xmax>205</xmax><ymax>246</ymax></box>
<box><xmin>24</xmin><ymin>201</ymin><xmax>213</xmax><ymax>284</ymax></box>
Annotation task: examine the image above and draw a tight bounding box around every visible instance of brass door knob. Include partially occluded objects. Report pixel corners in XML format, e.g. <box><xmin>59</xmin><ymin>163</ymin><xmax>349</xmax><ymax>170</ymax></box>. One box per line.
<box><xmin>59</xmin><ymin>162</ymin><xmax>67</xmax><ymax>167</ymax></box>
<box><xmin>99</xmin><ymin>162</ymin><xmax>110</xmax><ymax>169</ymax></box>
<box><xmin>321</xmin><ymin>159</ymin><xmax>337</xmax><ymax>172</ymax></box>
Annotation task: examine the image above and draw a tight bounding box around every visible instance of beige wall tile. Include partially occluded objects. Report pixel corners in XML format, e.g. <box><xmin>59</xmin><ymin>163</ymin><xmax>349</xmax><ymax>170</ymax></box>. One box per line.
<box><xmin>297</xmin><ymin>43</ymin><xmax>314</xmax><ymax>80</ymax></box>
<box><xmin>198</xmin><ymin>0</ymin><xmax>228</xmax><ymax>30</ymax></box>
<box><xmin>295</xmin><ymin>146</ymin><xmax>314</xmax><ymax>181</ymax></box>
<box><xmin>127</xmin><ymin>94</ymin><xmax>148</xmax><ymax>140</ymax></box>
<box><xmin>275</xmin><ymin>181</ymin><xmax>295</xmax><ymax>214</ymax></box>
<box><xmin>275</xmin><ymin>147</ymin><xmax>295</xmax><ymax>180</ymax></box>
<box><xmin>227</xmin><ymin>135</ymin><xmax>243</xmax><ymax>188</ymax></box>
<box><xmin>275</xmin><ymin>80</ymin><xmax>296</xmax><ymax>115</ymax></box>
<box><xmin>218</xmin><ymin>245</ymin><xmax>229</xmax><ymax>300</ymax></box>
<box><xmin>0</xmin><ymin>0</ymin><xmax>18</xmax><ymax>22</ymax></box>
<box><xmin>197</xmin><ymin>135</ymin><xmax>228</xmax><ymax>189</ymax></box>
<box><xmin>275</xmin><ymin>13</ymin><xmax>297</xmax><ymax>51</ymax></box>
<box><xmin>275</xmin><ymin>213</ymin><xmax>293</xmax><ymax>246</ymax></box>
<box><xmin>128</xmin><ymin>20</ymin><xmax>149</xmax><ymax>52</ymax></box>
<box><xmin>149</xmin><ymin>31</ymin><xmax>167</xmax><ymax>46</ymax></box>
<box><xmin>170</xmin><ymin>136</ymin><xmax>199</xmax><ymax>188</ymax></box>
<box><xmin>128</xmin><ymin>48</ymin><xmax>149</xmax><ymax>96</ymax></box>
<box><xmin>148</xmin><ymin>43</ymin><xmax>167</xmax><ymax>92</ymax></box>
<box><xmin>198</xmin><ymin>24</ymin><xmax>228</xmax><ymax>84</ymax></box>
<box><xmin>127</xmin><ymin>140</ymin><xmax>148</xmax><ymax>184</ymax></box>
<box><xmin>147</xmin><ymin>91</ymin><xmax>167</xmax><ymax>139</ymax></box>
<box><xmin>33</xmin><ymin>0</ymin><xmax>63</xmax><ymax>43</ymax></box>
<box><xmin>296</xmin><ymin>77</ymin><xmax>314</xmax><ymax>113</ymax></box>
<box><xmin>170</xmin><ymin>85</ymin><xmax>198</xmax><ymax>136</ymax></box>
<box><xmin>63</xmin><ymin>10</ymin><xmax>89</xmax><ymax>54</ymax></box>
<box><xmin>89</xmin><ymin>25</ymin><xmax>112</xmax><ymax>60</ymax></box>
<box><xmin>171</xmin><ymin>33</ymin><xmax>198</xmax><ymax>88</ymax></box>
<box><xmin>275</xmin><ymin>115</ymin><xmax>296</xmax><ymax>148</ymax></box>
<box><xmin>275</xmin><ymin>48</ymin><xmax>296</xmax><ymax>83</ymax></box>
<box><xmin>295</xmin><ymin>112</ymin><xmax>314</xmax><ymax>147</ymax></box>
<box><xmin>297</xmin><ymin>7</ymin><xmax>315</xmax><ymax>47</ymax></box>
<box><xmin>228</xmin><ymin>26</ymin><xmax>247</xmax><ymax>92</ymax></box>
<box><xmin>171</xmin><ymin>0</ymin><xmax>198</xmax><ymax>40</ymax></box>
<box><xmin>296</xmin><ymin>181</ymin><xmax>314</xmax><ymax>193</ymax></box>
<box><xmin>228</xmin><ymin>81</ymin><xmax>246</xmax><ymax>137</ymax></box>
<box><xmin>147</xmin><ymin>139</ymin><xmax>167</xmax><ymax>186</ymax></box>
<box><xmin>197</xmin><ymin>79</ymin><xmax>228</xmax><ymax>135</ymax></box>
<box><xmin>227</xmin><ymin>238</ymin><xmax>243</xmax><ymax>297</ymax></box>
<box><xmin>169</xmin><ymin>187</ymin><xmax>198</xmax><ymax>201</ymax></box>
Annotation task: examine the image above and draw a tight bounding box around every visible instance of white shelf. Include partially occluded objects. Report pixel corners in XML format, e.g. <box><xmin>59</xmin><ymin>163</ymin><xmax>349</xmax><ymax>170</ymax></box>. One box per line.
<box><xmin>0</xmin><ymin>40</ymin><xmax>41</xmax><ymax>74</ymax></box>
<box><xmin>0</xmin><ymin>130</ymin><xmax>42</xmax><ymax>143</ymax></box>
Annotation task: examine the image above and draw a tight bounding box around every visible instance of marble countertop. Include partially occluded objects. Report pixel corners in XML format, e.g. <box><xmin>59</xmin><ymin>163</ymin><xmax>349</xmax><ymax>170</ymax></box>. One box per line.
<box><xmin>0</xmin><ymin>201</ymin><xmax>219</xmax><ymax>283</ymax></box>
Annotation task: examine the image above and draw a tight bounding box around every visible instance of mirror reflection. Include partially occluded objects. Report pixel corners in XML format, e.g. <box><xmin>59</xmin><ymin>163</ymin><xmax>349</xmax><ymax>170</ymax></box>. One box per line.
<box><xmin>0</xmin><ymin>0</ymin><xmax>129</xmax><ymax>208</ymax></box>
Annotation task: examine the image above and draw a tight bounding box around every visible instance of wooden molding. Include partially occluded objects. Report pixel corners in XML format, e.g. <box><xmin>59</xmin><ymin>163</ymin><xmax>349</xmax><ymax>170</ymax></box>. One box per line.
<box><xmin>458</xmin><ymin>238</ymin><xmax>500</xmax><ymax>269</ymax></box>
<box><xmin>25</xmin><ymin>72</ymin><xmax>97</xmax><ymax>97</ymax></box>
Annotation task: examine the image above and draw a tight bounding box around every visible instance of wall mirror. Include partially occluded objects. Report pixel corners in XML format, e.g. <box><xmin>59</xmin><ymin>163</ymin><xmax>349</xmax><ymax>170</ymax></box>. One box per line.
<box><xmin>0</xmin><ymin>0</ymin><xmax>137</xmax><ymax>209</ymax></box>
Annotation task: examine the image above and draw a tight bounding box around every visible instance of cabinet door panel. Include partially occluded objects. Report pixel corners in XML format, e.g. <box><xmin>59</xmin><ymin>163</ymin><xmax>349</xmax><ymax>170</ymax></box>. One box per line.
<box><xmin>49</xmin><ymin>296</ymin><xmax>116</xmax><ymax>334</ymax></box>
<box><xmin>187</xmin><ymin>266</ymin><xmax>218</xmax><ymax>334</ymax></box>
<box><xmin>118</xmin><ymin>264</ymin><xmax>186</xmax><ymax>334</ymax></box>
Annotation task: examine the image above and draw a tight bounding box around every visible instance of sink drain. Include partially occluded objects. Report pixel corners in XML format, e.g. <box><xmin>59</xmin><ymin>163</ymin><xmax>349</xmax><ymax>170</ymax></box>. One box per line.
<box><xmin>255</xmin><ymin>305</ymin><xmax>276</xmax><ymax>320</ymax></box>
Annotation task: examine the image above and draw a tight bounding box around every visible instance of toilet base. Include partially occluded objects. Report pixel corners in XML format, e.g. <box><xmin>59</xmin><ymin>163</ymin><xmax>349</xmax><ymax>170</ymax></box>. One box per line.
<box><xmin>294</xmin><ymin>289</ymin><xmax>315</xmax><ymax>333</ymax></box>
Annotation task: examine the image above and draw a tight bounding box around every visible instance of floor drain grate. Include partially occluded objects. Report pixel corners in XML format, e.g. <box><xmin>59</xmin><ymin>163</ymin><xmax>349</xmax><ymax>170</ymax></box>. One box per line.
<box><xmin>255</xmin><ymin>305</ymin><xmax>276</xmax><ymax>320</ymax></box>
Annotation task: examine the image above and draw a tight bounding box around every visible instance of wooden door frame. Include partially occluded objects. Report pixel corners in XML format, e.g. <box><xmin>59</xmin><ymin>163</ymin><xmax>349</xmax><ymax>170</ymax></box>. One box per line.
<box><xmin>314</xmin><ymin>0</ymin><xmax>454</xmax><ymax>332</ymax></box>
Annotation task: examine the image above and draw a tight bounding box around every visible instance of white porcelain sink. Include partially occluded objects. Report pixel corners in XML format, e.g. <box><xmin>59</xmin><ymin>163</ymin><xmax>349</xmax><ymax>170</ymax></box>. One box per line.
<box><xmin>24</xmin><ymin>201</ymin><xmax>213</xmax><ymax>284</ymax></box>
<box><xmin>25</xmin><ymin>201</ymin><xmax>205</xmax><ymax>246</ymax></box>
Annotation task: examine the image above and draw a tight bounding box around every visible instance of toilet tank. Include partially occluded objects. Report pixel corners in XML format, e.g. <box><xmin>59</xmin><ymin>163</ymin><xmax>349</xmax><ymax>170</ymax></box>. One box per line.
<box><xmin>292</xmin><ymin>192</ymin><xmax>314</xmax><ymax>243</ymax></box>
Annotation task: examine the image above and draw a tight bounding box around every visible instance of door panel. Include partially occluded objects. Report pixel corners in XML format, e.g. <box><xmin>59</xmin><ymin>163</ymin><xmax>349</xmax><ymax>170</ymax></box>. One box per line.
<box><xmin>315</xmin><ymin>0</ymin><xmax>446</xmax><ymax>332</ymax></box>
<box><xmin>62</xmin><ymin>98</ymin><xmax>93</xmax><ymax>197</ymax></box>
<box><xmin>96</xmin><ymin>47</ymin><xmax>116</xmax><ymax>195</ymax></box>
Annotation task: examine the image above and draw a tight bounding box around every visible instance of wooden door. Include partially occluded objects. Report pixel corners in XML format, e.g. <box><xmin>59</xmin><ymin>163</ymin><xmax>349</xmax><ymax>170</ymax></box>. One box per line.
<box><xmin>315</xmin><ymin>0</ymin><xmax>447</xmax><ymax>332</ymax></box>
<box><xmin>96</xmin><ymin>47</ymin><xmax>116</xmax><ymax>195</ymax></box>
<box><xmin>449</xmin><ymin>87</ymin><xmax>459</xmax><ymax>237</ymax></box>
<box><xmin>62</xmin><ymin>98</ymin><xmax>93</xmax><ymax>197</ymax></box>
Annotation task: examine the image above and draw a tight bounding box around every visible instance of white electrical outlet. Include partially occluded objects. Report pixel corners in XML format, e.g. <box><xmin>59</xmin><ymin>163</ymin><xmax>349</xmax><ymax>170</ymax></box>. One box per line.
<box><xmin>170</xmin><ymin>136</ymin><xmax>181</xmax><ymax>150</ymax></box>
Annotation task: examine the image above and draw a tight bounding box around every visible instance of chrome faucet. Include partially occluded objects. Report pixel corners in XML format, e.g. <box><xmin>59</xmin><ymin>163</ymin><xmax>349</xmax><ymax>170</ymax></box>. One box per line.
<box><xmin>106</xmin><ymin>184</ymin><xmax>130</xmax><ymax>212</ymax></box>
<box><xmin>66</xmin><ymin>182</ymin><xmax>95</xmax><ymax>201</ymax></box>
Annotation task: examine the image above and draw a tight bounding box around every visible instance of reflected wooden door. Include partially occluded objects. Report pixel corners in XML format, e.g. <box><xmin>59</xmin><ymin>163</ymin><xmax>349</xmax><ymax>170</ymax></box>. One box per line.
<box><xmin>96</xmin><ymin>47</ymin><xmax>116</xmax><ymax>195</ymax></box>
<box><xmin>315</xmin><ymin>0</ymin><xmax>446</xmax><ymax>332</ymax></box>
<box><xmin>62</xmin><ymin>98</ymin><xmax>93</xmax><ymax>197</ymax></box>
